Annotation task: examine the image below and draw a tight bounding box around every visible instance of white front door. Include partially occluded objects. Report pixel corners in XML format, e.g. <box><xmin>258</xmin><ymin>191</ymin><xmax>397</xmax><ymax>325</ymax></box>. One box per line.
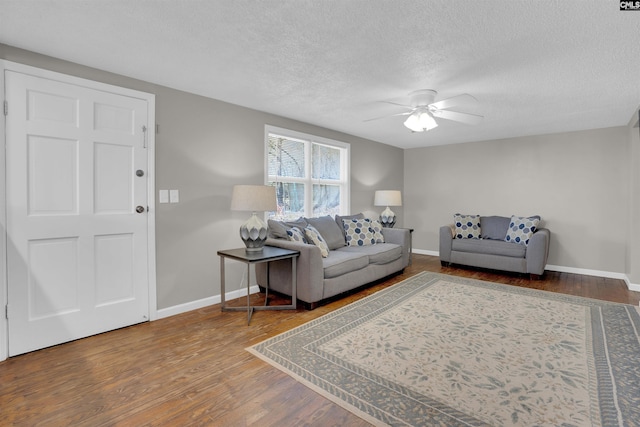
<box><xmin>6</xmin><ymin>70</ymin><xmax>151</xmax><ymax>356</ymax></box>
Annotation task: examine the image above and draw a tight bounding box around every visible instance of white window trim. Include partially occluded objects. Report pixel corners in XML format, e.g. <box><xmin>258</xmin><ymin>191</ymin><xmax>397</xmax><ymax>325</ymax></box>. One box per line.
<box><xmin>264</xmin><ymin>125</ymin><xmax>350</xmax><ymax>218</ymax></box>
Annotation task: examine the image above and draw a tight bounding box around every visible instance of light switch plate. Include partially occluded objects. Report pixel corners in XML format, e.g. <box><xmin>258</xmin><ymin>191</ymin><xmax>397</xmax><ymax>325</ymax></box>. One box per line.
<box><xmin>169</xmin><ymin>189</ymin><xmax>179</xmax><ymax>203</ymax></box>
<box><xmin>159</xmin><ymin>190</ymin><xmax>169</xmax><ymax>203</ymax></box>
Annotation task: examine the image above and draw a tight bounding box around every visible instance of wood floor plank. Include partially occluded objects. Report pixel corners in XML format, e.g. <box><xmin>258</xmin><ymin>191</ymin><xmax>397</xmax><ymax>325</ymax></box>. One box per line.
<box><xmin>1</xmin><ymin>255</ymin><xmax>639</xmax><ymax>426</ymax></box>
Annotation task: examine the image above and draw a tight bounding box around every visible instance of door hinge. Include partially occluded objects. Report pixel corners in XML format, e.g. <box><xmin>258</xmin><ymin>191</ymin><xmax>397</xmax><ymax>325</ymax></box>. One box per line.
<box><xmin>5</xmin><ymin>305</ymin><xmax>8</xmax><ymax>320</ymax></box>
<box><xmin>3</xmin><ymin>100</ymin><xmax>7</xmax><ymax>116</ymax></box>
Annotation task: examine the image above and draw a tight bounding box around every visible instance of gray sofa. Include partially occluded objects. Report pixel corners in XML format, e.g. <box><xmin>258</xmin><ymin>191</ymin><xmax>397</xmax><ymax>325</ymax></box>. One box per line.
<box><xmin>255</xmin><ymin>214</ymin><xmax>410</xmax><ymax>309</ymax></box>
<box><xmin>439</xmin><ymin>215</ymin><xmax>550</xmax><ymax>278</ymax></box>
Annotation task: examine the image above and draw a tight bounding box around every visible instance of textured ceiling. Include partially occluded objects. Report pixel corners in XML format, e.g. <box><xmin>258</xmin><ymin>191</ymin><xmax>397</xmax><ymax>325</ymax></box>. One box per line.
<box><xmin>1</xmin><ymin>0</ymin><xmax>639</xmax><ymax>149</ymax></box>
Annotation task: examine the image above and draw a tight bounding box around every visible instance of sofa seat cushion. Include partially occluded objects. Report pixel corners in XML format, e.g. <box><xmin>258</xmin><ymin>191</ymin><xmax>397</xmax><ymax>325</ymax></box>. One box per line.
<box><xmin>452</xmin><ymin>238</ymin><xmax>526</xmax><ymax>258</ymax></box>
<box><xmin>322</xmin><ymin>251</ymin><xmax>369</xmax><ymax>279</ymax></box>
<box><xmin>337</xmin><ymin>243</ymin><xmax>402</xmax><ymax>265</ymax></box>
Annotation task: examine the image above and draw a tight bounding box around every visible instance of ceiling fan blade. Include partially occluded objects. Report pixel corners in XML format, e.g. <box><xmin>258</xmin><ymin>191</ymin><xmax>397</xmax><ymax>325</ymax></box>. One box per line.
<box><xmin>431</xmin><ymin>109</ymin><xmax>484</xmax><ymax>125</ymax></box>
<box><xmin>363</xmin><ymin>111</ymin><xmax>412</xmax><ymax>122</ymax></box>
<box><xmin>380</xmin><ymin>100</ymin><xmax>414</xmax><ymax>108</ymax></box>
<box><xmin>430</xmin><ymin>93</ymin><xmax>478</xmax><ymax>110</ymax></box>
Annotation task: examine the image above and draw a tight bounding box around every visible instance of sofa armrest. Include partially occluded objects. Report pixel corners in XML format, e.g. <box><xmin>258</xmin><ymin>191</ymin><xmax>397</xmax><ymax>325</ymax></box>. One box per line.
<box><xmin>439</xmin><ymin>224</ymin><xmax>455</xmax><ymax>262</ymax></box>
<box><xmin>525</xmin><ymin>228</ymin><xmax>550</xmax><ymax>275</ymax></box>
<box><xmin>255</xmin><ymin>238</ymin><xmax>325</xmax><ymax>303</ymax></box>
<box><xmin>382</xmin><ymin>228</ymin><xmax>410</xmax><ymax>267</ymax></box>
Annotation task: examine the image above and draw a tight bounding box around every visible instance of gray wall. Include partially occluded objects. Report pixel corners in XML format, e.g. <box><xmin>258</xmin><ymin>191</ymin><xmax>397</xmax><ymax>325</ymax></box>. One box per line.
<box><xmin>404</xmin><ymin>127</ymin><xmax>630</xmax><ymax>274</ymax></box>
<box><xmin>0</xmin><ymin>44</ymin><xmax>404</xmax><ymax>310</ymax></box>
<box><xmin>2</xmin><ymin>41</ymin><xmax>635</xmax><ymax>310</ymax></box>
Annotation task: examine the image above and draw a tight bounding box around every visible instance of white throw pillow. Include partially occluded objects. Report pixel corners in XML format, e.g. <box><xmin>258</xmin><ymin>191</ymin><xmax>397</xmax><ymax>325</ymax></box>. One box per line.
<box><xmin>304</xmin><ymin>225</ymin><xmax>330</xmax><ymax>257</ymax></box>
<box><xmin>343</xmin><ymin>219</ymin><xmax>376</xmax><ymax>247</ymax></box>
<box><xmin>505</xmin><ymin>216</ymin><xmax>540</xmax><ymax>246</ymax></box>
<box><xmin>369</xmin><ymin>219</ymin><xmax>385</xmax><ymax>243</ymax></box>
<box><xmin>286</xmin><ymin>226</ymin><xmax>308</xmax><ymax>244</ymax></box>
<box><xmin>454</xmin><ymin>214</ymin><xmax>481</xmax><ymax>239</ymax></box>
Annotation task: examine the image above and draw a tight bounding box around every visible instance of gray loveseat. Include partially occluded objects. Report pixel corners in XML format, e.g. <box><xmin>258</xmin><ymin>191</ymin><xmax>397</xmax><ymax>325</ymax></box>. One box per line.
<box><xmin>439</xmin><ymin>215</ymin><xmax>550</xmax><ymax>278</ymax></box>
<box><xmin>256</xmin><ymin>214</ymin><xmax>411</xmax><ymax>309</ymax></box>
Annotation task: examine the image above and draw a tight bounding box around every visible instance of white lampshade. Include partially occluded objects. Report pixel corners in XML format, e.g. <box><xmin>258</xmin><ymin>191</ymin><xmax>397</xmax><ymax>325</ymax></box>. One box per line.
<box><xmin>374</xmin><ymin>190</ymin><xmax>402</xmax><ymax>207</ymax></box>
<box><xmin>231</xmin><ymin>185</ymin><xmax>277</xmax><ymax>212</ymax></box>
<box><xmin>231</xmin><ymin>185</ymin><xmax>276</xmax><ymax>252</ymax></box>
<box><xmin>404</xmin><ymin>109</ymin><xmax>438</xmax><ymax>132</ymax></box>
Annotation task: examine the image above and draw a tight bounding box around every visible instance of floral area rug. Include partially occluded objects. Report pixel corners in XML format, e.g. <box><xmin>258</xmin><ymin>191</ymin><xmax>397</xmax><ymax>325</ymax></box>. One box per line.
<box><xmin>247</xmin><ymin>272</ymin><xmax>640</xmax><ymax>426</ymax></box>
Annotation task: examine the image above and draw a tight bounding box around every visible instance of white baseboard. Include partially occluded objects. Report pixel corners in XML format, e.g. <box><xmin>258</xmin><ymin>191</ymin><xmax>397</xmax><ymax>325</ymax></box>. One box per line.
<box><xmin>158</xmin><ymin>253</ymin><xmax>640</xmax><ymax>320</ymax></box>
<box><xmin>547</xmin><ymin>265</ymin><xmax>640</xmax><ymax>293</ymax></box>
<box><xmin>157</xmin><ymin>285</ymin><xmax>260</xmax><ymax>319</ymax></box>
<box><xmin>412</xmin><ymin>249</ymin><xmax>640</xmax><ymax>292</ymax></box>
<box><xmin>544</xmin><ymin>264</ymin><xmax>627</xmax><ymax>280</ymax></box>
<box><xmin>413</xmin><ymin>248</ymin><xmax>439</xmax><ymax>257</ymax></box>
<box><xmin>624</xmin><ymin>277</ymin><xmax>640</xmax><ymax>293</ymax></box>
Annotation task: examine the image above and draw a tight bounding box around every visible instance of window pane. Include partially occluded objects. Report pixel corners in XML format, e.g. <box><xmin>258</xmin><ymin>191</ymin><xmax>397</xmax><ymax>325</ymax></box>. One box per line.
<box><xmin>268</xmin><ymin>136</ymin><xmax>305</xmax><ymax>178</ymax></box>
<box><xmin>312</xmin><ymin>143</ymin><xmax>341</xmax><ymax>180</ymax></box>
<box><xmin>313</xmin><ymin>184</ymin><xmax>340</xmax><ymax>217</ymax></box>
<box><xmin>271</xmin><ymin>182</ymin><xmax>305</xmax><ymax>220</ymax></box>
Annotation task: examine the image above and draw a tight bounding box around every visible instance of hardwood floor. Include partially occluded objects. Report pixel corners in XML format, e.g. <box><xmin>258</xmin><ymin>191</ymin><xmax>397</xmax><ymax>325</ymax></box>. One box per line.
<box><xmin>1</xmin><ymin>254</ymin><xmax>639</xmax><ymax>426</ymax></box>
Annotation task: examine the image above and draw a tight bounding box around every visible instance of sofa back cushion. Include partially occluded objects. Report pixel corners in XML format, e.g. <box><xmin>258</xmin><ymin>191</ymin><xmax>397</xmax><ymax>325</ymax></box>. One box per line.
<box><xmin>307</xmin><ymin>215</ymin><xmax>346</xmax><ymax>250</ymax></box>
<box><xmin>480</xmin><ymin>216</ymin><xmax>511</xmax><ymax>240</ymax></box>
<box><xmin>268</xmin><ymin>217</ymin><xmax>308</xmax><ymax>239</ymax></box>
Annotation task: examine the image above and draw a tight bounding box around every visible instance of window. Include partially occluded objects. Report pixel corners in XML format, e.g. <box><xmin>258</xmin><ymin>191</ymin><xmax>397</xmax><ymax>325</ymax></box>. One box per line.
<box><xmin>265</xmin><ymin>126</ymin><xmax>350</xmax><ymax>220</ymax></box>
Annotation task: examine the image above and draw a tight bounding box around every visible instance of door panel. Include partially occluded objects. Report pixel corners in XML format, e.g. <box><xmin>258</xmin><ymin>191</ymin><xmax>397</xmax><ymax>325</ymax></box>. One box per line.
<box><xmin>94</xmin><ymin>233</ymin><xmax>134</xmax><ymax>306</ymax></box>
<box><xmin>27</xmin><ymin>89</ymin><xmax>79</xmax><ymax>125</ymax></box>
<box><xmin>94</xmin><ymin>102</ymin><xmax>134</xmax><ymax>133</ymax></box>
<box><xmin>94</xmin><ymin>142</ymin><xmax>133</xmax><ymax>213</ymax></box>
<box><xmin>28</xmin><ymin>237</ymin><xmax>79</xmax><ymax>320</ymax></box>
<box><xmin>28</xmin><ymin>135</ymin><xmax>78</xmax><ymax>215</ymax></box>
<box><xmin>6</xmin><ymin>70</ymin><xmax>150</xmax><ymax>356</ymax></box>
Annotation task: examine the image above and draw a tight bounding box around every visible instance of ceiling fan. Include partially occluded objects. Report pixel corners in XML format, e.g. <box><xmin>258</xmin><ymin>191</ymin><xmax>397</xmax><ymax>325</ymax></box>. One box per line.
<box><xmin>366</xmin><ymin>89</ymin><xmax>484</xmax><ymax>132</ymax></box>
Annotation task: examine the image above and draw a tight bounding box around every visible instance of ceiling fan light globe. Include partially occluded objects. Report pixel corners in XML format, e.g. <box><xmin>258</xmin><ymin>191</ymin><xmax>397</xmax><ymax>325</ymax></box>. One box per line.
<box><xmin>403</xmin><ymin>113</ymin><xmax>424</xmax><ymax>132</ymax></box>
<box><xmin>418</xmin><ymin>111</ymin><xmax>438</xmax><ymax>130</ymax></box>
<box><xmin>404</xmin><ymin>110</ymin><xmax>438</xmax><ymax>132</ymax></box>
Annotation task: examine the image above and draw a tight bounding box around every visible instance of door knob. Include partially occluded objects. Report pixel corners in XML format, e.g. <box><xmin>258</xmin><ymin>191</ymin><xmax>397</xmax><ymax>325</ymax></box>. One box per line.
<box><xmin>136</xmin><ymin>170</ymin><xmax>144</xmax><ymax>177</ymax></box>
<box><xmin>136</xmin><ymin>206</ymin><xmax>145</xmax><ymax>213</ymax></box>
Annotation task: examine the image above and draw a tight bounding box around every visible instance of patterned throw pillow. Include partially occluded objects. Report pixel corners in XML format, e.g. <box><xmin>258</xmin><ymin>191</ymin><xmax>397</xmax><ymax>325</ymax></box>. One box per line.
<box><xmin>505</xmin><ymin>216</ymin><xmax>540</xmax><ymax>246</ymax></box>
<box><xmin>454</xmin><ymin>214</ymin><xmax>481</xmax><ymax>239</ymax></box>
<box><xmin>286</xmin><ymin>226</ymin><xmax>308</xmax><ymax>244</ymax></box>
<box><xmin>343</xmin><ymin>219</ymin><xmax>376</xmax><ymax>247</ymax></box>
<box><xmin>369</xmin><ymin>219</ymin><xmax>385</xmax><ymax>243</ymax></box>
<box><xmin>304</xmin><ymin>225</ymin><xmax>330</xmax><ymax>257</ymax></box>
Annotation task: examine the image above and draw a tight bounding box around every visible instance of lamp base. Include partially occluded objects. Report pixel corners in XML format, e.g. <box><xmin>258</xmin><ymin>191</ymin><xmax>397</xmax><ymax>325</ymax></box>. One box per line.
<box><xmin>379</xmin><ymin>206</ymin><xmax>396</xmax><ymax>228</ymax></box>
<box><xmin>239</xmin><ymin>212</ymin><xmax>268</xmax><ymax>251</ymax></box>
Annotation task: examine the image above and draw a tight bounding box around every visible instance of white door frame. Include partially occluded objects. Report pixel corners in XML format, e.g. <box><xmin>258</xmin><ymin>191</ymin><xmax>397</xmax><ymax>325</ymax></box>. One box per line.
<box><xmin>0</xmin><ymin>60</ymin><xmax>158</xmax><ymax>361</ymax></box>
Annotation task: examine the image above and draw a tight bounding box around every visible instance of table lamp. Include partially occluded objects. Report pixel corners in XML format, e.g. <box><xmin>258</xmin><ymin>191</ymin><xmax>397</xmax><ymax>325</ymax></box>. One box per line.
<box><xmin>374</xmin><ymin>190</ymin><xmax>402</xmax><ymax>228</ymax></box>
<box><xmin>231</xmin><ymin>185</ymin><xmax>277</xmax><ymax>252</ymax></box>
